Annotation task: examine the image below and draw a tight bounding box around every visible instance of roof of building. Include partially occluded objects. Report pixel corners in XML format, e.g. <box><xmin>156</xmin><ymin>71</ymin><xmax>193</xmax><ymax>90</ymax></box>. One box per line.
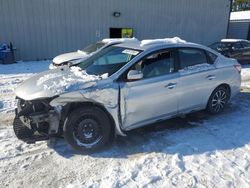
<box><xmin>230</xmin><ymin>10</ymin><xmax>250</xmax><ymax>21</ymax></box>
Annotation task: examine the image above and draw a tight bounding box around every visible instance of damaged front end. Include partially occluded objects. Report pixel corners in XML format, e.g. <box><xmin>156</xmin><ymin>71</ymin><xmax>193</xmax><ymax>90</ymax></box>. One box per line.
<box><xmin>13</xmin><ymin>97</ymin><xmax>61</xmax><ymax>143</ymax></box>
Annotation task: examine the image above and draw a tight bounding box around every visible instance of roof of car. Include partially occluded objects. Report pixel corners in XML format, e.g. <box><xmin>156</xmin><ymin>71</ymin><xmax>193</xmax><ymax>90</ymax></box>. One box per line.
<box><xmin>221</xmin><ymin>39</ymin><xmax>249</xmax><ymax>43</ymax></box>
<box><xmin>114</xmin><ymin>37</ymin><xmax>215</xmax><ymax>53</ymax></box>
<box><xmin>102</xmin><ymin>37</ymin><xmax>139</xmax><ymax>44</ymax></box>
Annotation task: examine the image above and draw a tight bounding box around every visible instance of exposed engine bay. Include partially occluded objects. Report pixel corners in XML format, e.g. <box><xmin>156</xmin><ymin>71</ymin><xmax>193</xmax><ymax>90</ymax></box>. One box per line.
<box><xmin>13</xmin><ymin>98</ymin><xmax>61</xmax><ymax>143</ymax></box>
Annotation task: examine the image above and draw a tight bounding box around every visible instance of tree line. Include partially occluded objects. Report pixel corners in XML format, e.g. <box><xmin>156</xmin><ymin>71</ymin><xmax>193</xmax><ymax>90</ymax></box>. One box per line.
<box><xmin>232</xmin><ymin>0</ymin><xmax>250</xmax><ymax>11</ymax></box>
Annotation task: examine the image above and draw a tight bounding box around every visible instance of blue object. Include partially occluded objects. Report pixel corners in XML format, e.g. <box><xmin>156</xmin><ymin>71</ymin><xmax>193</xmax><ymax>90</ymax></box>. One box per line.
<box><xmin>0</xmin><ymin>43</ymin><xmax>15</xmax><ymax>64</ymax></box>
<box><xmin>0</xmin><ymin>43</ymin><xmax>8</xmax><ymax>51</ymax></box>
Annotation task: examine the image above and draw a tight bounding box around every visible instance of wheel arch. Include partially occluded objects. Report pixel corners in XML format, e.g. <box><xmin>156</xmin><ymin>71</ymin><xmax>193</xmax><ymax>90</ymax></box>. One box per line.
<box><xmin>215</xmin><ymin>83</ymin><xmax>231</xmax><ymax>97</ymax></box>
<box><xmin>206</xmin><ymin>83</ymin><xmax>231</xmax><ymax>107</ymax></box>
<box><xmin>60</xmin><ymin>101</ymin><xmax>117</xmax><ymax>138</ymax></box>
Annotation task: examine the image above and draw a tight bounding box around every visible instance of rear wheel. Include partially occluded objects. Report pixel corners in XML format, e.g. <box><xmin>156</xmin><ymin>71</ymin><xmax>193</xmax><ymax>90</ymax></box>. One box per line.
<box><xmin>207</xmin><ymin>86</ymin><xmax>230</xmax><ymax>114</ymax></box>
<box><xmin>63</xmin><ymin>107</ymin><xmax>112</xmax><ymax>153</ymax></box>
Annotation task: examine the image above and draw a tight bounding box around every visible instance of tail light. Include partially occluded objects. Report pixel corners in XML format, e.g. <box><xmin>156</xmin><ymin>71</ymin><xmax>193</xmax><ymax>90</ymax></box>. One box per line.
<box><xmin>234</xmin><ymin>64</ymin><xmax>241</xmax><ymax>74</ymax></box>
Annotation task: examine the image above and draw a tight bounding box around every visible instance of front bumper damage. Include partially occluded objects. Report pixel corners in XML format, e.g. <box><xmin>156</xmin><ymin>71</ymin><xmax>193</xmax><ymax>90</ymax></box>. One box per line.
<box><xmin>13</xmin><ymin>98</ymin><xmax>61</xmax><ymax>144</ymax></box>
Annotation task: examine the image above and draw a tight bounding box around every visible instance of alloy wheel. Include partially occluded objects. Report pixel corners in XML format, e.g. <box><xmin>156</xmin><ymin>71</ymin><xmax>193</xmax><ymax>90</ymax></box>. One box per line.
<box><xmin>211</xmin><ymin>90</ymin><xmax>227</xmax><ymax>112</ymax></box>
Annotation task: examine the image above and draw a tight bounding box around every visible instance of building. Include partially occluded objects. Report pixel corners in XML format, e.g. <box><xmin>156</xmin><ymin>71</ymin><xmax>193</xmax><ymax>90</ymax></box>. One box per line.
<box><xmin>228</xmin><ymin>10</ymin><xmax>250</xmax><ymax>40</ymax></box>
<box><xmin>0</xmin><ymin>0</ymin><xmax>231</xmax><ymax>61</ymax></box>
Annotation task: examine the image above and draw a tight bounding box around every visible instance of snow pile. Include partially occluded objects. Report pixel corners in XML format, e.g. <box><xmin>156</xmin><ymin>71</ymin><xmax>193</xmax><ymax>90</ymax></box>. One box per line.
<box><xmin>37</xmin><ymin>66</ymin><xmax>108</xmax><ymax>95</ymax></box>
<box><xmin>179</xmin><ymin>63</ymin><xmax>214</xmax><ymax>75</ymax></box>
<box><xmin>241</xmin><ymin>65</ymin><xmax>250</xmax><ymax>81</ymax></box>
<box><xmin>1</xmin><ymin>61</ymin><xmax>250</xmax><ymax>187</ymax></box>
<box><xmin>102</xmin><ymin>37</ymin><xmax>139</xmax><ymax>43</ymax></box>
<box><xmin>141</xmin><ymin>37</ymin><xmax>186</xmax><ymax>47</ymax></box>
<box><xmin>241</xmin><ymin>65</ymin><xmax>250</xmax><ymax>89</ymax></box>
<box><xmin>0</xmin><ymin>61</ymin><xmax>50</xmax><ymax>117</ymax></box>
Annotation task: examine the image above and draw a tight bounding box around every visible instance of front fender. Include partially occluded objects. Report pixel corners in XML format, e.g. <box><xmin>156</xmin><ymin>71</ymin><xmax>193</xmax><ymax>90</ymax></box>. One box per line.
<box><xmin>49</xmin><ymin>90</ymin><xmax>126</xmax><ymax>136</ymax></box>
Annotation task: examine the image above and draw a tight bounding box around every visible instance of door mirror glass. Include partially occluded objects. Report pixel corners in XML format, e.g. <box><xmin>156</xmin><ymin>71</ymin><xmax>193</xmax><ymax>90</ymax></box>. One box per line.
<box><xmin>127</xmin><ymin>70</ymin><xmax>143</xmax><ymax>81</ymax></box>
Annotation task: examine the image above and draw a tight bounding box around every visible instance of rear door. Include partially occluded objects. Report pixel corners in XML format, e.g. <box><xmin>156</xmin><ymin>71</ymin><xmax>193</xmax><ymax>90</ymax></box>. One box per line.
<box><xmin>177</xmin><ymin>48</ymin><xmax>217</xmax><ymax>113</ymax></box>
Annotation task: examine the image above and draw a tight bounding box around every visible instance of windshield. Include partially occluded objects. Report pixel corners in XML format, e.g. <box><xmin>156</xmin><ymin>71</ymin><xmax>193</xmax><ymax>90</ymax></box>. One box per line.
<box><xmin>78</xmin><ymin>46</ymin><xmax>141</xmax><ymax>76</ymax></box>
<box><xmin>80</xmin><ymin>42</ymin><xmax>106</xmax><ymax>54</ymax></box>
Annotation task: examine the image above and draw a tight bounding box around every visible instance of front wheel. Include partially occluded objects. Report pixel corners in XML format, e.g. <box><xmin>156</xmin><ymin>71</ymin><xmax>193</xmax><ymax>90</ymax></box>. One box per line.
<box><xmin>63</xmin><ymin>107</ymin><xmax>112</xmax><ymax>153</ymax></box>
<box><xmin>207</xmin><ymin>86</ymin><xmax>230</xmax><ymax>114</ymax></box>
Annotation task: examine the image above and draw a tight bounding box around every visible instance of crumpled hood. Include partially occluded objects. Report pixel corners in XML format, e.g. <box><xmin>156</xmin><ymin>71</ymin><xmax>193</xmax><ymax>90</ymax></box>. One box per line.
<box><xmin>15</xmin><ymin>66</ymin><xmax>107</xmax><ymax>100</ymax></box>
<box><xmin>52</xmin><ymin>51</ymin><xmax>88</xmax><ymax>64</ymax></box>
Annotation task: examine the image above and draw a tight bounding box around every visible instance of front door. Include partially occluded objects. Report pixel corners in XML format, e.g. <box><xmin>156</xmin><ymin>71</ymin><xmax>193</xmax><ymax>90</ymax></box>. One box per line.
<box><xmin>120</xmin><ymin>49</ymin><xmax>180</xmax><ymax>130</ymax></box>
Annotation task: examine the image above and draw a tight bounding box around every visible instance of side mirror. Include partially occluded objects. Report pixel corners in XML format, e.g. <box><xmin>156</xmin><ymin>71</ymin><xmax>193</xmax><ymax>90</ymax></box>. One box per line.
<box><xmin>127</xmin><ymin>70</ymin><xmax>143</xmax><ymax>81</ymax></box>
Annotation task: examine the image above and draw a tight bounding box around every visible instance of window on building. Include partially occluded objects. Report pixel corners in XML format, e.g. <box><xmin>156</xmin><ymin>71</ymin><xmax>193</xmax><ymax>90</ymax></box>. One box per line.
<box><xmin>110</xmin><ymin>28</ymin><xmax>133</xmax><ymax>38</ymax></box>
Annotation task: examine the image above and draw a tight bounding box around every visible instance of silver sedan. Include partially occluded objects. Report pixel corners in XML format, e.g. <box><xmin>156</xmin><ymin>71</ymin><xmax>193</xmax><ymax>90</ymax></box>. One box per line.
<box><xmin>14</xmin><ymin>38</ymin><xmax>241</xmax><ymax>152</ymax></box>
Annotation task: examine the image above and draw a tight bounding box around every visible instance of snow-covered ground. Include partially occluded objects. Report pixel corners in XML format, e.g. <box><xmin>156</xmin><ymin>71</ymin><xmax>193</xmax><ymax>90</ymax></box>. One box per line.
<box><xmin>0</xmin><ymin>61</ymin><xmax>250</xmax><ymax>188</ymax></box>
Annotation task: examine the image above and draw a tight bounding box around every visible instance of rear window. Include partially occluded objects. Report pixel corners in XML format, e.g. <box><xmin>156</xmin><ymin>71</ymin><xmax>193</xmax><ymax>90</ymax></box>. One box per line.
<box><xmin>207</xmin><ymin>52</ymin><xmax>218</xmax><ymax>64</ymax></box>
<box><xmin>178</xmin><ymin>49</ymin><xmax>208</xmax><ymax>69</ymax></box>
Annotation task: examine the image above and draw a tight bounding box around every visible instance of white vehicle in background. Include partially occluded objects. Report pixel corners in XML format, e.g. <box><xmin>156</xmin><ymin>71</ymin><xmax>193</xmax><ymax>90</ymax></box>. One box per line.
<box><xmin>49</xmin><ymin>38</ymin><xmax>139</xmax><ymax>69</ymax></box>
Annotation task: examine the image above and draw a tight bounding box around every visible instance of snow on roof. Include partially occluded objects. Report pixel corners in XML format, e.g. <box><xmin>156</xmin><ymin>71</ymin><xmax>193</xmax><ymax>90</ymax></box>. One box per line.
<box><xmin>140</xmin><ymin>37</ymin><xmax>187</xmax><ymax>47</ymax></box>
<box><xmin>221</xmin><ymin>39</ymin><xmax>247</xmax><ymax>42</ymax></box>
<box><xmin>230</xmin><ymin>10</ymin><xmax>250</xmax><ymax>21</ymax></box>
<box><xmin>102</xmin><ymin>37</ymin><xmax>139</xmax><ymax>43</ymax></box>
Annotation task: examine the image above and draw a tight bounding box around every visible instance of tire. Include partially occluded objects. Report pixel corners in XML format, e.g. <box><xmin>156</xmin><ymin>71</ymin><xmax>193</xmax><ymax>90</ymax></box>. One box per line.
<box><xmin>63</xmin><ymin>106</ymin><xmax>112</xmax><ymax>153</ymax></box>
<box><xmin>207</xmin><ymin>86</ymin><xmax>230</xmax><ymax>114</ymax></box>
<box><xmin>13</xmin><ymin>116</ymin><xmax>34</xmax><ymax>140</ymax></box>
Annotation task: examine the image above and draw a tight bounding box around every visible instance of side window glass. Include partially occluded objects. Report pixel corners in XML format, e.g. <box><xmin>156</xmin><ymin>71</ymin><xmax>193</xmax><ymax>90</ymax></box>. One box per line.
<box><xmin>207</xmin><ymin>52</ymin><xmax>218</xmax><ymax>64</ymax></box>
<box><xmin>178</xmin><ymin>49</ymin><xmax>208</xmax><ymax>70</ymax></box>
<box><xmin>232</xmin><ymin>43</ymin><xmax>242</xmax><ymax>50</ymax></box>
<box><xmin>242</xmin><ymin>41</ymin><xmax>250</xmax><ymax>48</ymax></box>
<box><xmin>132</xmin><ymin>50</ymin><xmax>175</xmax><ymax>79</ymax></box>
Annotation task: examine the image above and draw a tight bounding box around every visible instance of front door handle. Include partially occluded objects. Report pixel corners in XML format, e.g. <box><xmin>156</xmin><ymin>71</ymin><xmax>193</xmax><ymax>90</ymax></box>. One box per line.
<box><xmin>165</xmin><ymin>83</ymin><xmax>177</xmax><ymax>89</ymax></box>
<box><xmin>206</xmin><ymin>75</ymin><xmax>216</xmax><ymax>80</ymax></box>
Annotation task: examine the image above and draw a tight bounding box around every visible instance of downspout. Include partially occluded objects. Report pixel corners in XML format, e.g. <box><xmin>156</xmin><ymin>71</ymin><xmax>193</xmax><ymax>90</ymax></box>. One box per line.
<box><xmin>226</xmin><ymin>0</ymin><xmax>233</xmax><ymax>38</ymax></box>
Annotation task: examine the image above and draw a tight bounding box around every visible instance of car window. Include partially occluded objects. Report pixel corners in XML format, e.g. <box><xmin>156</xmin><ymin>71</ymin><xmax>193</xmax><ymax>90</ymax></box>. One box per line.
<box><xmin>81</xmin><ymin>42</ymin><xmax>106</xmax><ymax>54</ymax></box>
<box><xmin>131</xmin><ymin>50</ymin><xmax>175</xmax><ymax>79</ymax></box>
<box><xmin>93</xmin><ymin>52</ymin><xmax>130</xmax><ymax>65</ymax></box>
<box><xmin>178</xmin><ymin>48</ymin><xmax>208</xmax><ymax>69</ymax></box>
<box><xmin>78</xmin><ymin>46</ymin><xmax>141</xmax><ymax>76</ymax></box>
<box><xmin>207</xmin><ymin>51</ymin><xmax>218</xmax><ymax>64</ymax></box>
<box><xmin>242</xmin><ymin>41</ymin><xmax>250</xmax><ymax>48</ymax></box>
<box><xmin>210</xmin><ymin>42</ymin><xmax>231</xmax><ymax>51</ymax></box>
<box><xmin>232</xmin><ymin>42</ymin><xmax>243</xmax><ymax>50</ymax></box>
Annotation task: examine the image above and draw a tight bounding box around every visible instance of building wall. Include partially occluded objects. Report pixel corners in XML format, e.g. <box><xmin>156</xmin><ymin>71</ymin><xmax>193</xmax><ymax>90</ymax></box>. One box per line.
<box><xmin>0</xmin><ymin>0</ymin><xmax>231</xmax><ymax>60</ymax></box>
<box><xmin>228</xmin><ymin>21</ymin><xmax>250</xmax><ymax>39</ymax></box>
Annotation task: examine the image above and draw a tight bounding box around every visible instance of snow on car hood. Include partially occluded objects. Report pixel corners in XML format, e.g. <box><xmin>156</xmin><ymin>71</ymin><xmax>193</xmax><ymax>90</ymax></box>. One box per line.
<box><xmin>15</xmin><ymin>66</ymin><xmax>108</xmax><ymax>100</ymax></box>
<box><xmin>52</xmin><ymin>51</ymin><xmax>88</xmax><ymax>65</ymax></box>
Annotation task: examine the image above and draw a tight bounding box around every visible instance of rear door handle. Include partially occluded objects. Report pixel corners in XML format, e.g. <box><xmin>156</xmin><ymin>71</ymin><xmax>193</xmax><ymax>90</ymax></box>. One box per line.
<box><xmin>206</xmin><ymin>75</ymin><xmax>216</xmax><ymax>80</ymax></box>
<box><xmin>165</xmin><ymin>83</ymin><xmax>177</xmax><ymax>89</ymax></box>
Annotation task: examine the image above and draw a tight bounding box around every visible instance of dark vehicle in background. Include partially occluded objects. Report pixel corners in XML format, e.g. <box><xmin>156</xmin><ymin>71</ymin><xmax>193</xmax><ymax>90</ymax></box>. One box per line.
<box><xmin>209</xmin><ymin>39</ymin><xmax>250</xmax><ymax>65</ymax></box>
